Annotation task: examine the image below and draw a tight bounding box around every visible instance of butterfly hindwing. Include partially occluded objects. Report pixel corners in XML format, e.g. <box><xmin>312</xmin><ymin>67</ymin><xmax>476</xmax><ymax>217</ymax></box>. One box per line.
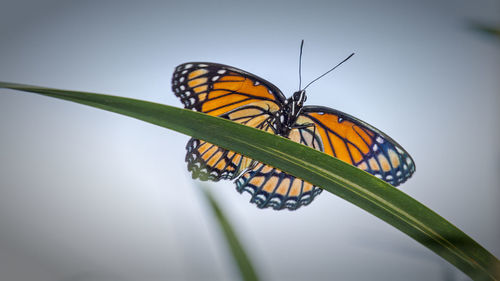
<box><xmin>185</xmin><ymin>138</ymin><xmax>253</xmax><ymax>181</ymax></box>
<box><xmin>235</xmin><ymin>123</ymin><xmax>324</xmax><ymax>210</ymax></box>
<box><xmin>184</xmin><ymin>105</ymin><xmax>276</xmax><ymax>181</ymax></box>
<box><xmin>299</xmin><ymin>106</ymin><xmax>415</xmax><ymax>186</ymax></box>
<box><xmin>236</xmin><ymin>162</ymin><xmax>322</xmax><ymax>210</ymax></box>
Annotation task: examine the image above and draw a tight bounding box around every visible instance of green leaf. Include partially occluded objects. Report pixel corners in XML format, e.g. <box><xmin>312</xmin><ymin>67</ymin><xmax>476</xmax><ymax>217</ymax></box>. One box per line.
<box><xmin>200</xmin><ymin>184</ymin><xmax>259</xmax><ymax>281</ymax></box>
<box><xmin>1</xmin><ymin>81</ymin><xmax>499</xmax><ymax>281</ymax></box>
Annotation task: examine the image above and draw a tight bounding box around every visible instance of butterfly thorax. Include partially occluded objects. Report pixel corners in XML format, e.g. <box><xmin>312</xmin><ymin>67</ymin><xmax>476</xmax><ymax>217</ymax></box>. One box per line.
<box><xmin>272</xmin><ymin>90</ymin><xmax>307</xmax><ymax>137</ymax></box>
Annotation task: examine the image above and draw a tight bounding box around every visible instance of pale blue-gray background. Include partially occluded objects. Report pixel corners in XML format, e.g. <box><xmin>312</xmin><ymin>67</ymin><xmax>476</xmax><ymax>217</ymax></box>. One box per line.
<box><xmin>0</xmin><ymin>0</ymin><xmax>499</xmax><ymax>280</ymax></box>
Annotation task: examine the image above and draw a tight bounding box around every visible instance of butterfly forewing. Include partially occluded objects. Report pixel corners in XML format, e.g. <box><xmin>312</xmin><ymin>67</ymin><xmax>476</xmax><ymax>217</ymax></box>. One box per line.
<box><xmin>299</xmin><ymin>106</ymin><xmax>415</xmax><ymax>186</ymax></box>
<box><xmin>172</xmin><ymin>62</ymin><xmax>285</xmax><ymax>115</ymax></box>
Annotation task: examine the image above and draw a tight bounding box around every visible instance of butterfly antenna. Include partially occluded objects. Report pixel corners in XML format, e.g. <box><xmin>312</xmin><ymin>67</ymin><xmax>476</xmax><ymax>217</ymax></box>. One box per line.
<box><xmin>303</xmin><ymin>52</ymin><xmax>355</xmax><ymax>90</ymax></box>
<box><xmin>298</xmin><ymin>40</ymin><xmax>304</xmax><ymax>90</ymax></box>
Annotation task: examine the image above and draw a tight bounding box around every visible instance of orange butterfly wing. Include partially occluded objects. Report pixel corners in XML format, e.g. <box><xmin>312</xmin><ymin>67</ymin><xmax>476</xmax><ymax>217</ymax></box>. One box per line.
<box><xmin>235</xmin><ymin>105</ymin><xmax>416</xmax><ymax>210</ymax></box>
<box><xmin>298</xmin><ymin>106</ymin><xmax>415</xmax><ymax>186</ymax></box>
<box><xmin>236</xmin><ymin>124</ymin><xmax>324</xmax><ymax>210</ymax></box>
<box><xmin>184</xmin><ymin>105</ymin><xmax>276</xmax><ymax>181</ymax></box>
<box><xmin>172</xmin><ymin>62</ymin><xmax>286</xmax><ymax>181</ymax></box>
<box><xmin>172</xmin><ymin>62</ymin><xmax>285</xmax><ymax>115</ymax></box>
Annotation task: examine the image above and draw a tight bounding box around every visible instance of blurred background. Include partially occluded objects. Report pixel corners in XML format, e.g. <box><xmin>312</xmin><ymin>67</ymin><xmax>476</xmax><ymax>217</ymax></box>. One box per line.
<box><xmin>0</xmin><ymin>0</ymin><xmax>499</xmax><ymax>280</ymax></box>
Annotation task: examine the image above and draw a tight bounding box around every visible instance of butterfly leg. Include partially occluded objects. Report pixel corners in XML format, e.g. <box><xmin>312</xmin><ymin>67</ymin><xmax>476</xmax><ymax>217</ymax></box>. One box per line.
<box><xmin>292</xmin><ymin>122</ymin><xmax>315</xmax><ymax>130</ymax></box>
<box><xmin>263</xmin><ymin>116</ymin><xmax>279</xmax><ymax>134</ymax></box>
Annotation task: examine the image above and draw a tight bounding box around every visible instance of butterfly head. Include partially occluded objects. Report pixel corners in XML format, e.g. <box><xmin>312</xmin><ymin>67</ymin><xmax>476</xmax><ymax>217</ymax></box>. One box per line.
<box><xmin>291</xmin><ymin>90</ymin><xmax>307</xmax><ymax>107</ymax></box>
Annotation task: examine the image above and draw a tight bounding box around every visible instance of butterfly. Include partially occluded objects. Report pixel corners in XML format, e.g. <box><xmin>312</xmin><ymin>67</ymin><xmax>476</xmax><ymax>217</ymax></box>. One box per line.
<box><xmin>171</xmin><ymin>59</ymin><xmax>415</xmax><ymax>211</ymax></box>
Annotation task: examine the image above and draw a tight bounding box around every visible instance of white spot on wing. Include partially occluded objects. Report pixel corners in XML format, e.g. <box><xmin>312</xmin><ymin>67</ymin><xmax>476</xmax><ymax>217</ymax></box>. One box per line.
<box><xmin>256</xmin><ymin>194</ymin><xmax>266</xmax><ymax>202</ymax></box>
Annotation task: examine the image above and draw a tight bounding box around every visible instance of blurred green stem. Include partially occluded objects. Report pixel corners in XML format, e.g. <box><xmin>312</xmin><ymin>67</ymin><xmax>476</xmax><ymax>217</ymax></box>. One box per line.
<box><xmin>201</xmin><ymin>185</ymin><xmax>259</xmax><ymax>281</ymax></box>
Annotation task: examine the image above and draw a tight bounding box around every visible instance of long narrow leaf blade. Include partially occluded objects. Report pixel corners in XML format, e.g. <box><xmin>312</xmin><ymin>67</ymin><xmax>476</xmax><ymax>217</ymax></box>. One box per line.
<box><xmin>1</xmin><ymin>82</ymin><xmax>498</xmax><ymax>281</ymax></box>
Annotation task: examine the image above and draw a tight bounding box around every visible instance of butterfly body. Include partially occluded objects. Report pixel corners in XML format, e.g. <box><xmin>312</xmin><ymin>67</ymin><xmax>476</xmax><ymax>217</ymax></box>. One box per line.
<box><xmin>172</xmin><ymin>62</ymin><xmax>415</xmax><ymax>210</ymax></box>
